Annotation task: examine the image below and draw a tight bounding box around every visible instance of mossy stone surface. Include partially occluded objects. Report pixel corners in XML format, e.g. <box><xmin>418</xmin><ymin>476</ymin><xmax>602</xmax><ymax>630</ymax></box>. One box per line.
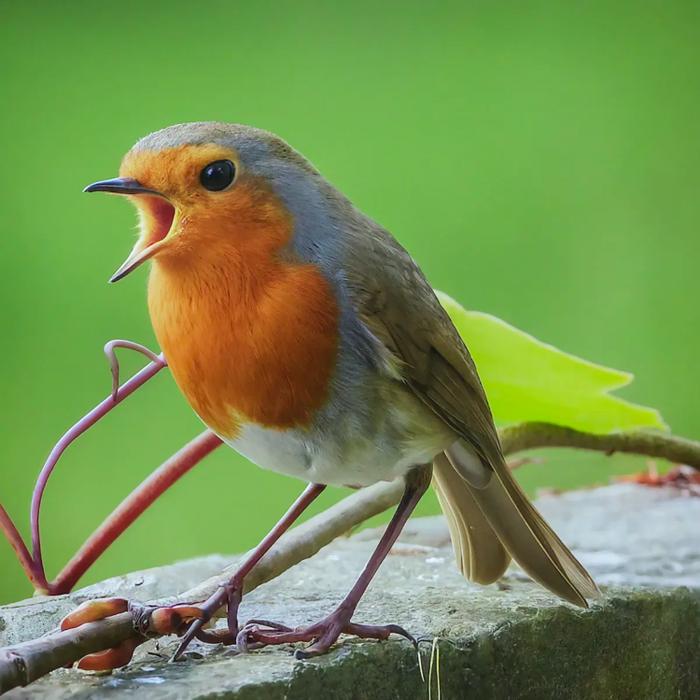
<box><xmin>2</xmin><ymin>484</ymin><xmax>699</xmax><ymax>699</ymax></box>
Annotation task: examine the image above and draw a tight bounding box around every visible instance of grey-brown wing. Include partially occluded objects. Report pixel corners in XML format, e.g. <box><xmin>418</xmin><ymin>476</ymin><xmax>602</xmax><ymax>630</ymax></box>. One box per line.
<box><xmin>343</xmin><ymin>219</ymin><xmax>599</xmax><ymax>604</ymax></box>
<box><xmin>343</xmin><ymin>219</ymin><xmax>504</xmax><ymax>475</ymax></box>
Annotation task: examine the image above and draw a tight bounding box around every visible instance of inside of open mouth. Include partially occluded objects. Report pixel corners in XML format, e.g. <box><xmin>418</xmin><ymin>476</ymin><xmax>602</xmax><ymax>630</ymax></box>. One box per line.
<box><xmin>143</xmin><ymin>196</ymin><xmax>176</xmax><ymax>245</ymax></box>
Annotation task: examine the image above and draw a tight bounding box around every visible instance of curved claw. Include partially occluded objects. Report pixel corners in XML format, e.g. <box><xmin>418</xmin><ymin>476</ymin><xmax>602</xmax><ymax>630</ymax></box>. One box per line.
<box><xmin>60</xmin><ymin>597</ymin><xmax>129</xmax><ymax>630</ymax></box>
<box><xmin>170</xmin><ymin>581</ymin><xmax>242</xmax><ymax>661</ymax></box>
<box><xmin>235</xmin><ymin>626</ymin><xmax>253</xmax><ymax>654</ymax></box>
<box><xmin>235</xmin><ymin>624</ymin><xmax>279</xmax><ymax>654</ymax></box>
<box><xmin>170</xmin><ymin>618</ymin><xmax>206</xmax><ymax>661</ymax></box>
<box><xmin>348</xmin><ymin>622</ymin><xmax>417</xmax><ymax>647</ymax></box>
<box><xmin>235</xmin><ymin>619</ymin><xmax>292</xmax><ymax>653</ymax></box>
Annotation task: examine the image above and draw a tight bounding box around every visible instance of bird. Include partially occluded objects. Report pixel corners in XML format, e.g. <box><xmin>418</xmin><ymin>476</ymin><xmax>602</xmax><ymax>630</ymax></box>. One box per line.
<box><xmin>69</xmin><ymin>121</ymin><xmax>598</xmax><ymax>665</ymax></box>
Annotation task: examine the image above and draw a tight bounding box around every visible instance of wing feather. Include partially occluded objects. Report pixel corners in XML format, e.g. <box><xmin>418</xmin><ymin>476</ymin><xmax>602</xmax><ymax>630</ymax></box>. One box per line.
<box><xmin>341</xmin><ymin>218</ymin><xmax>598</xmax><ymax>604</ymax></box>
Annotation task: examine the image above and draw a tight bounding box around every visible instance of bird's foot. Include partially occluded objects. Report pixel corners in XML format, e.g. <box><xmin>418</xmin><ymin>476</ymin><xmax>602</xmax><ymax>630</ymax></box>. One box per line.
<box><xmin>59</xmin><ymin>589</ymin><xmax>241</xmax><ymax>671</ymax></box>
<box><xmin>235</xmin><ymin>607</ymin><xmax>416</xmax><ymax>659</ymax></box>
<box><xmin>170</xmin><ymin>580</ymin><xmax>244</xmax><ymax>658</ymax></box>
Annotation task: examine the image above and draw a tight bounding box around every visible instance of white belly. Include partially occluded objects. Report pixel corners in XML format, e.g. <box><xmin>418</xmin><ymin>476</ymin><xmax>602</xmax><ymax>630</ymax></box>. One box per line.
<box><xmin>219</xmin><ymin>394</ymin><xmax>454</xmax><ymax>488</ymax></box>
<box><xmin>222</xmin><ymin>423</ymin><xmax>314</xmax><ymax>481</ymax></box>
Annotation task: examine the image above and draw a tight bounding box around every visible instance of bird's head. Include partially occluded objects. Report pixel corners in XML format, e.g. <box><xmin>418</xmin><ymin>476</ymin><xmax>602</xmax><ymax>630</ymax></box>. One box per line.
<box><xmin>86</xmin><ymin>122</ymin><xmax>330</xmax><ymax>282</ymax></box>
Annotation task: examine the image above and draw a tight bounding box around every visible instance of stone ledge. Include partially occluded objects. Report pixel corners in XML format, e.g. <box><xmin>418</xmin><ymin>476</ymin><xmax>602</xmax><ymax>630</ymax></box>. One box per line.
<box><xmin>2</xmin><ymin>484</ymin><xmax>700</xmax><ymax>699</ymax></box>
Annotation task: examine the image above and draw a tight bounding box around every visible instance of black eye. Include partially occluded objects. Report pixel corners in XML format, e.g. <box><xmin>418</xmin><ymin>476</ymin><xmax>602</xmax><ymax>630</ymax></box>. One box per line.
<box><xmin>199</xmin><ymin>160</ymin><xmax>236</xmax><ymax>191</ymax></box>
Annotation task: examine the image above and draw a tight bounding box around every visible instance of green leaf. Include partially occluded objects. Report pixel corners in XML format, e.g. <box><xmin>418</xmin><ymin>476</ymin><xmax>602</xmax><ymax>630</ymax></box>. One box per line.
<box><xmin>437</xmin><ymin>291</ymin><xmax>667</xmax><ymax>434</ymax></box>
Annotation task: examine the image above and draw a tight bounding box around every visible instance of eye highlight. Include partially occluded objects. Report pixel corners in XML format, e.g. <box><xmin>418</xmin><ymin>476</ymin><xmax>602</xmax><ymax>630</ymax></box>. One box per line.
<box><xmin>200</xmin><ymin>160</ymin><xmax>236</xmax><ymax>191</ymax></box>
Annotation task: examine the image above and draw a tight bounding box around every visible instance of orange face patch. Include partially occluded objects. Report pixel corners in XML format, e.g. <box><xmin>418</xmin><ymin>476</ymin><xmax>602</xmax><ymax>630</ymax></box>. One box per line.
<box><xmin>120</xmin><ymin>144</ymin><xmax>294</xmax><ymax>269</ymax></box>
<box><xmin>120</xmin><ymin>144</ymin><xmax>238</xmax><ymax>204</ymax></box>
<box><xmin>122</xmin><ymin>145</ymin><xmax>340</xmax><ymax>437</ymax></box>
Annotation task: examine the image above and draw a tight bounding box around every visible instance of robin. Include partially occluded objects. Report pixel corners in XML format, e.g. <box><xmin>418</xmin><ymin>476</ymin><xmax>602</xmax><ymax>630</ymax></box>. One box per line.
<box><xmin>67</xmin><ymin>122</ymin><xmax>597</xmax><ymax>666</ymax></box>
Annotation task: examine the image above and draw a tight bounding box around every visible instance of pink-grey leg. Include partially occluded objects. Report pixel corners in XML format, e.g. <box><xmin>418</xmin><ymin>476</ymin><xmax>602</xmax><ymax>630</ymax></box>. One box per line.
<box><xmin>169</xmin><ymin>482</ymin><xmax>327</xmax><ymax>657</ymax></box>
<box><xmin>236</xmin><ymin>464</ymin><xmax>432</xmax><ymax>658</ymax></box>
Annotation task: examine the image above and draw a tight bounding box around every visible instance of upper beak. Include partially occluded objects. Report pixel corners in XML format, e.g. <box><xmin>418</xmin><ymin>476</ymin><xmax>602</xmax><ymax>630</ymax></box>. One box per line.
<box><xmin>84</xmin><ymin>177</ymin><xmax>174</xmax><ymax>283</ymax></box>
<box><xmin>83</xmin><ymin>177</ymin><xmax>162</xmax><ymax>196</ymax></box>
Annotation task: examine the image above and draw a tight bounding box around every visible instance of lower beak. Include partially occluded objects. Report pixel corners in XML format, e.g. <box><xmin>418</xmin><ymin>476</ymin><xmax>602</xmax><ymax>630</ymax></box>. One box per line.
<box><xmin>84</xmin><ymin>177</ymin><xmax>174</xmax><ymax>283</ymax></box>
<box><xmin>109</xmin><ymin>239</ymin><xmax>167</xmax><ymax>283</ymax></box>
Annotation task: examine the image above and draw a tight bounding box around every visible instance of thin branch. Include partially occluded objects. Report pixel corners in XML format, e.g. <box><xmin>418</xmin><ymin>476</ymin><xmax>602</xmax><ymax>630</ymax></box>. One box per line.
<box><xmin>500</xmin><ymin>422</ymin><xmax>700</xmax><ymax>469</ymax></box>
<box><xmin>0</xmin><ymin>612</ymin><xmax>135</xmax><ymax>692</ymax></box>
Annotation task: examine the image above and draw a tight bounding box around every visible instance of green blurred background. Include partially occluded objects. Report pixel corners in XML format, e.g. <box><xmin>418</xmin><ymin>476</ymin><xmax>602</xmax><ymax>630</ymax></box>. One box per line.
<box><xmin>1</xmin><ymin>1</ymin><xmax>698</xmax><ymax>605</ymax></box>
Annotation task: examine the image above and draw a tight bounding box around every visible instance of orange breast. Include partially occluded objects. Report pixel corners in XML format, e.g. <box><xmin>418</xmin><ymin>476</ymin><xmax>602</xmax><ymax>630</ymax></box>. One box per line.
<box><xmin>147</xmin><ymin>191</ymin><xmax>339</xmax><ymax>438</ymax></box>
<box><xmin>149</xmin><ymin>259</ymin><xmax>339</xmax><ymax>437</ymax></box>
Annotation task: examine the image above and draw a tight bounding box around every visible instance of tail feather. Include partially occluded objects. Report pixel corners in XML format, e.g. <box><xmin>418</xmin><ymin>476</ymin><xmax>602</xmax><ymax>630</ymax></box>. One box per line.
<box><xmin>486</xmin><ymin>457</ymin><xmax>599</xmax><ymax>600</ymax></box>
<box><xmin>437</xmin><ymin>441</ymin><xmax>599</xmax><ymax>607</ymax></box>
<box><xmin>433</xmin><ymin>453</ymin><xmax>510</xmax><ymax>584</ymax></box>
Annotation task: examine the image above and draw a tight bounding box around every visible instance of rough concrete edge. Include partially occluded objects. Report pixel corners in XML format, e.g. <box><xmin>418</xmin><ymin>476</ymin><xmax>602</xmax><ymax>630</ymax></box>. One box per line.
<box><xmin>195</xmin><ymin>587</ymin><xmax>700</xmax><ymax>700</ymax></box>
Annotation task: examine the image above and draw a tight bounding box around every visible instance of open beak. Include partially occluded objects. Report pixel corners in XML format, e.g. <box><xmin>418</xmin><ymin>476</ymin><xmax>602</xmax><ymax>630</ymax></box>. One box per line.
<box><xmin>84</xmin><ymin>178</ymin><xmax>176</xmax><ymax>283</ymax></box>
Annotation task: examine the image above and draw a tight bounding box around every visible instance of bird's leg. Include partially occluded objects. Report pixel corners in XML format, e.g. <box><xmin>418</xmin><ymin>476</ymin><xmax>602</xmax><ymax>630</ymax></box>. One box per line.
<box><xmin>61</xmin><ymin>482</ymin><xmax>327</xmax><ymax>670</ymax></box>
<box><xmin>236</xmin><ymin>464</ymin><xmax>432</xmax><ymax>659</ymax></box>
<box><xmin>170</xmin><ymin>482</ymin><xmax>327</xmax><ymax>656</ymax></box>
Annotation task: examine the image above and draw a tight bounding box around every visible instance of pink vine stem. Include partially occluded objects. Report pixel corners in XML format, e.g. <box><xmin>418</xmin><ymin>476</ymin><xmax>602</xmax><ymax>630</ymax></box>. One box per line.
<box><xmin>0</xmin><ymin>504</ymin><xmax>40</xmax><ymax>589</ymax></box>
<box><xmin>51</xmin><ymin>430</ymin><xmax>222</xmax><ymax>594</ymax></box>
<box><xmin>1</xmin><ymin>341</ymin><xmax>222</xmax><ymax>595</ymax></box>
